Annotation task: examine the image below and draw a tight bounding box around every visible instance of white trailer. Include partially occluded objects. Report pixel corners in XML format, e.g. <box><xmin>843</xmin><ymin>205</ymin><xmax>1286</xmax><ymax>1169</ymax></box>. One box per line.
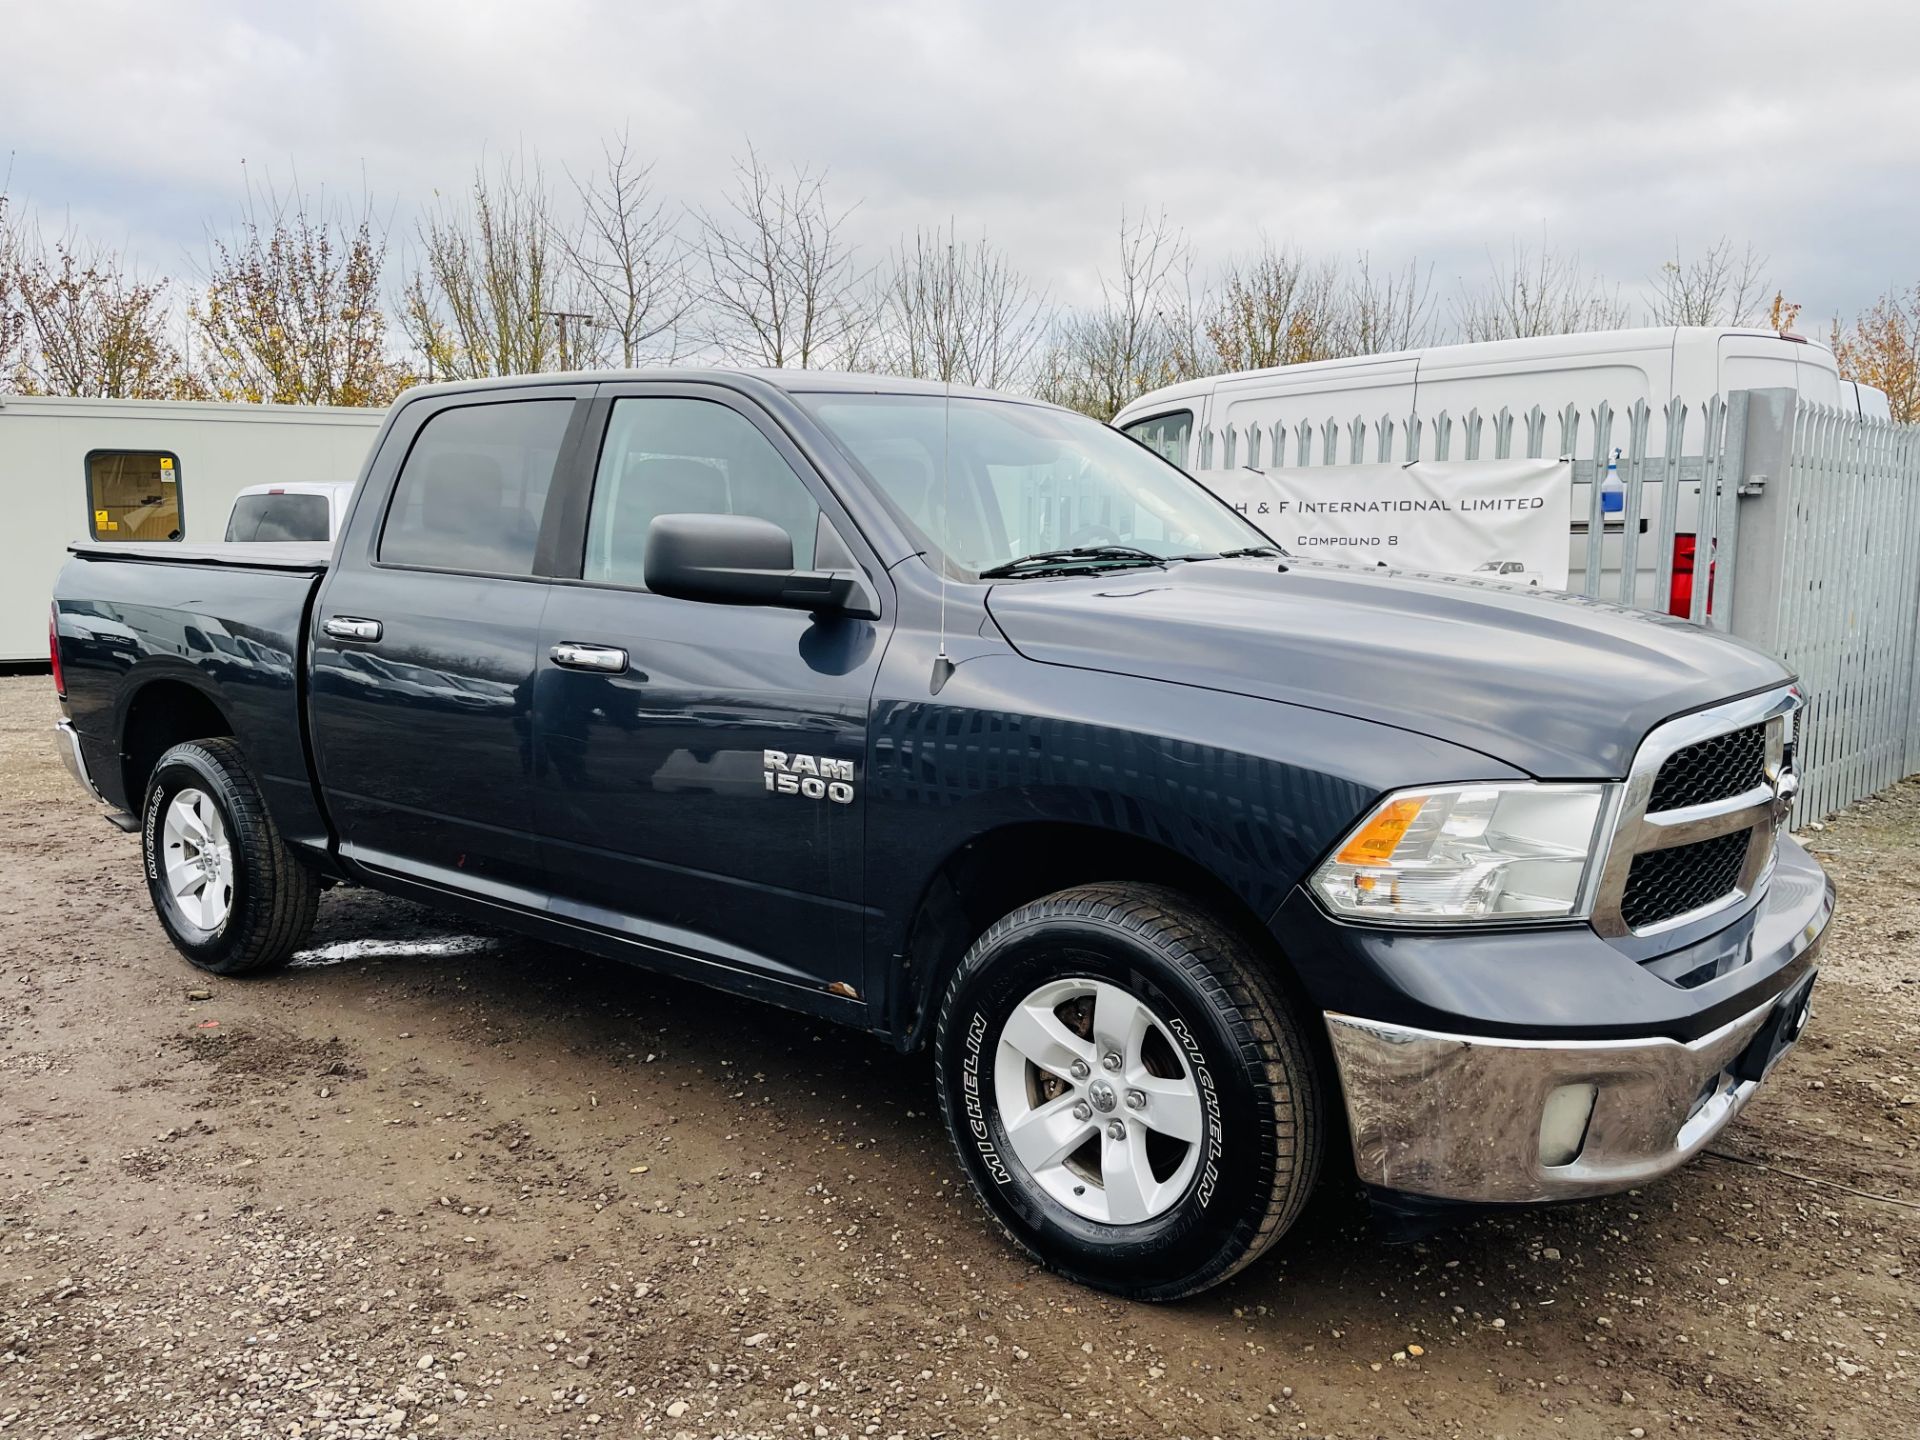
<box><xmin>0</xmin><ymin>395</ymin><xmax>383</xmax><ymax>662</ymax></box>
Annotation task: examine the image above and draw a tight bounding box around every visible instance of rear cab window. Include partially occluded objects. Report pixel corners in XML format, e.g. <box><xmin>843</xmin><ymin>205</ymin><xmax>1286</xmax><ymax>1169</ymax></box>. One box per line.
<box><xmin>87</xmin><ymin>450</ymin><xmax>182</xmax><ymax>541</ymax></box>
<box><xmin>226</xmin><ymin>491</ymin><xmax>332</xmax><ymax>542</ymax></box>
<box><xmin>379</xmin><ymin>400</ymin><xmax>574</xmax><ymax>574</ymax></box>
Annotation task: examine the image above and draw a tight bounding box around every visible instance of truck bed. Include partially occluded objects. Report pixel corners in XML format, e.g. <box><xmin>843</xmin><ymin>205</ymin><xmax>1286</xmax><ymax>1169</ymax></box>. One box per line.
<box><xmin>53</xmin><ymin>547</ymin><xmax>330</xmax><ymax>853</ymax></box>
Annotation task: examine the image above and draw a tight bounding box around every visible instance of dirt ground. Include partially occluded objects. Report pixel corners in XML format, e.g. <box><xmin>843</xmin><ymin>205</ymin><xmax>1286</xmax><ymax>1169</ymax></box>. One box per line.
<box><xmin>0</xmin><ymin>672</ymin><xmax>1914</xmax><ymax>1440</ymax></box>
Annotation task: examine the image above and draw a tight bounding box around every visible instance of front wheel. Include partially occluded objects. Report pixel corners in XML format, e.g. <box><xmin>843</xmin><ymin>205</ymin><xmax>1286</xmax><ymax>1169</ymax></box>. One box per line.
<box><xmin>141</xmin><ymin>737</ymin><xmax>318</xmax><ymax>975</ymax></box>
<box><xmin>934</xmin><ymin>884</ymin><xmax>1324</xmax><ymax>1300</ymax></box>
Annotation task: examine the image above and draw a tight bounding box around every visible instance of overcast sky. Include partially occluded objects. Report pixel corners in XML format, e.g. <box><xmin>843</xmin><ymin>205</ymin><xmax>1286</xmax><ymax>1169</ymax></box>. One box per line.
<box><xmin>5</xmin><ymin>0</ymin><xmax>1917</xmax><ymax>333</ymax></box>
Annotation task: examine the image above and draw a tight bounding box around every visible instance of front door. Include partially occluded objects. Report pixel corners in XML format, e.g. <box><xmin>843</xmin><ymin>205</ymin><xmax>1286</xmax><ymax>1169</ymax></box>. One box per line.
<box><xmin>532</xmin><ymin>385</ymin><xmax>889</xmax><ymax>1000</ymax></box>
<box><xmin>311</xmin><ymin>387</ymin><xmax>589</xmax><ymax>902</ymax></box>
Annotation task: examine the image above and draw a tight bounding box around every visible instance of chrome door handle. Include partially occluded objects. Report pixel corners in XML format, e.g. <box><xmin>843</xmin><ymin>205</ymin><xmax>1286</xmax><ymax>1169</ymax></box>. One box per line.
<box><xmin>323</xmin><ymin>616</ymin><xmax>383</xmax><ymax>643</ymax></box>
<box><xmin>550</xmin><ymin>642</ymin><xmax>629</xmax><ymax>674</ymax></box>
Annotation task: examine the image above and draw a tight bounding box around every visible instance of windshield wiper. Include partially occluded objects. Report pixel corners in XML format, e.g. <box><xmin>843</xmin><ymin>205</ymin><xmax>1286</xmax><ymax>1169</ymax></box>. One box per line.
<box><xmin>977</xmin><ymin>545</ymin><xmax>1170</xmax><ymax>579</ymax></box>
<box><xmin>1212</xmin><ymin>545</ymin><xmax>1283</xmax><ymax>559</ymax></box>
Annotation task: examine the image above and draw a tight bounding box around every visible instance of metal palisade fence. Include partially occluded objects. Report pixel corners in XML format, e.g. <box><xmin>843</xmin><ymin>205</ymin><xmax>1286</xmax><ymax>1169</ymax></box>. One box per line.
<box><xmin>1179</xmin><ymin>387</ymin><xmax>1920</xmax><ymax>821</ymax></box>
<box><xmin>1735</xmin><ymin>396</ymin><xmax>1920</xmax><ymax>821</ymax></box>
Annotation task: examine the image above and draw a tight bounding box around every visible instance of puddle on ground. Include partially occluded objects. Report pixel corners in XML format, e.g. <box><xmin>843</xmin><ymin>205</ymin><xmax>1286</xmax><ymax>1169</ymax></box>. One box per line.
<box><xmin>289</xmin><ymin>935</ymin><xmax>500</xmax><ymax>968</ymax></box>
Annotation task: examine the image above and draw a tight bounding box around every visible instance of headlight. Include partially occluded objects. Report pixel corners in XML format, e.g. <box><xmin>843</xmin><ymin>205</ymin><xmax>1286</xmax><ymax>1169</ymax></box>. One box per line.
<box><xmin>1312</xmin><ymin>783</ymin><xmax>1611</xmax><ymax>924</ymax></box>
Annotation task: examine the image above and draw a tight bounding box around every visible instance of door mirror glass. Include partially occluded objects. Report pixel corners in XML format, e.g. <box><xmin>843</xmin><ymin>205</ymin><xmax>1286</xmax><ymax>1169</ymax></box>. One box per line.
<box><xmin>644</xmin><ymin>514</ymin><xmax>875</xmax><ymax>617</ymax></box>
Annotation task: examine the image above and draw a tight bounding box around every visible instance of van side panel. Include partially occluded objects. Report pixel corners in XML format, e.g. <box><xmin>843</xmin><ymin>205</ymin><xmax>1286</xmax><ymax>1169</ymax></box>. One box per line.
<box><xmin>1411</xmin><ymin>331</ymin><xmax>1676</xmax><ymax>457</ymax></box>
<box><xmin>1215</xmin><ymin>359</ymin><xmax>1418</xmax><ymax>466</ymax></box>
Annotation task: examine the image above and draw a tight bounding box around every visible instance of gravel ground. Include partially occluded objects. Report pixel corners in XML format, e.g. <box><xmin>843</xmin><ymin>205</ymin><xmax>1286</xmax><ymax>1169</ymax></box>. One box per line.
<box><xmin>1</xmin><ymin>671</ymin><xmax>1915</xmax><ymax>1439</ymax></box>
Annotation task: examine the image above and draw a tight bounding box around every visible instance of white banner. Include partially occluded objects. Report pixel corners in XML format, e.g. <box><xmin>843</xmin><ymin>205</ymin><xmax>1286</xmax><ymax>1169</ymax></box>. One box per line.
<box><xmin>1204</xmin><ymin>458</ymin><xmax>1574</xmax><ymax>589</ymax></box>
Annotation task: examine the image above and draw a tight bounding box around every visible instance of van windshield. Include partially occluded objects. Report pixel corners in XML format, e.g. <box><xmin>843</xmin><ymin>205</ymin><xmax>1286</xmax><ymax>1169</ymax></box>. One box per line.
<box><xmin>801</xmin><ymin>393</ymin><xmax>1269</xmax><ymax>578</ymax></box>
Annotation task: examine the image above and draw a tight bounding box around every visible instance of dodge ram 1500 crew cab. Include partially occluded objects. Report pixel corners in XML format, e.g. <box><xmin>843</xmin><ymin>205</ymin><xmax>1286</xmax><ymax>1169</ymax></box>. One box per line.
<box><xmin>51</xmin><ymin>370</ymin><xmax>1832</xmax><ymax>1300</ymax></box>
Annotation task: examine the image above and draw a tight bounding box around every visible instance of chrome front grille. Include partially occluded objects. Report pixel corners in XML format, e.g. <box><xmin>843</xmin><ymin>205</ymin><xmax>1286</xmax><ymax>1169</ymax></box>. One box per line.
<box><xmin>1620</xmin><ymin>828</ymin><xmax>1753</xmax><ymax>931</ymax></box>
<box><xmin>1592</xmin><ymin>687</ymin><xmax>1799</xmax><ymax>939</ymax></box>
<box><xmin>1647</xmin><ymin>723</ymin><xmax>1767</xmax><ymax>813</ymax></box>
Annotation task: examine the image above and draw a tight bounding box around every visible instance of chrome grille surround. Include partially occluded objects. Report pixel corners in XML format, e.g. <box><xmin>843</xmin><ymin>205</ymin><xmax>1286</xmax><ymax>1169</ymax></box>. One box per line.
<box><xmin>1591</xmin><ymin>686</ymin><xmax>1800</xmax><ymax>939</ymax></box>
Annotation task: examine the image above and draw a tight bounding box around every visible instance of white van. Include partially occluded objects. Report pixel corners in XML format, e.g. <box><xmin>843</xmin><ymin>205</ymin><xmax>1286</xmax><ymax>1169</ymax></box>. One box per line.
<box><xmin>0</xmin><ymin>394</ymin><xmax>382</xmax><ymax>662</ymax></box>
<box><xmin>224</xmin><ymin>480</ymin><xmax>359</xmax><ymax>543</ymax></box>
<box><xmin>1113</xmin><ymin>327</ymin><xmax>1887</xmax><ymax>614</ymax></box>
<box><xmin>1115</xmin><ymin>327</ymin><xmax>1881</xmax><ymax>465</ymax></box>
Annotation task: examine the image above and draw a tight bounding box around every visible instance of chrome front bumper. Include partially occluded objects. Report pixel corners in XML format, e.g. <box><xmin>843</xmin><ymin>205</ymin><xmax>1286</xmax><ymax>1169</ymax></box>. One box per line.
<box><xmin>56</xmin><ymin>719</ymin><xmax>105</xmax><ymax>803</ymax></box>
<box><xmin>1324</xmin><ymin>974</ymin><xmax>1816</xmax><ymax>1204</ymax></box>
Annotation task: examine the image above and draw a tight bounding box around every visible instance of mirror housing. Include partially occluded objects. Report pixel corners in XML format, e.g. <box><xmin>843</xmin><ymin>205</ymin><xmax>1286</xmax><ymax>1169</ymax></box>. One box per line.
<box><xmin>643</xmin><ymin>513</ymin><xmax>878</xmax><ymax>618</ymax></box>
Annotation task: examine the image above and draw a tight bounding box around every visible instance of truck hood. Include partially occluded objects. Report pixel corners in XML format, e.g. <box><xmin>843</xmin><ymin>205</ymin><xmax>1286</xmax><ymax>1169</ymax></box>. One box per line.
<box><xmin>985</xmin><ymin>559</ymin><xmax>1791</xmax><ymax>778</ymax></box>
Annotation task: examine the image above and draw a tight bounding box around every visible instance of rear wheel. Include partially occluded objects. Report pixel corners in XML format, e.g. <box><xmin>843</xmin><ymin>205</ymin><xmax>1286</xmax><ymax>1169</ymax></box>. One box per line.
<box><xmin>934</xmin><ymin>883</ymin><xmax>1324</xmax><ymax>1300</ymax></box>
<box><xmin>141</xmin><ymin>738</ymin><xmax>318</xmax><ymax>975</ymax></box>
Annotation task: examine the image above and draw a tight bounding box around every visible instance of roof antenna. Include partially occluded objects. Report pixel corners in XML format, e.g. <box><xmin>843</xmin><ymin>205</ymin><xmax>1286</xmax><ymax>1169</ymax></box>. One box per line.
<box><xmin>930</xmin><ymin>369</ymin><xmax>956</xmax><ymax>694</ymax></box>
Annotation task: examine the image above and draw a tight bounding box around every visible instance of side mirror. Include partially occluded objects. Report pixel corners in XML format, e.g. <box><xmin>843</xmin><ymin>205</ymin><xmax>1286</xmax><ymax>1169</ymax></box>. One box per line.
<box><xmin>644</xmin><ymin>513</ymin><xmax>878</xmax><ymax>618</ymax></box>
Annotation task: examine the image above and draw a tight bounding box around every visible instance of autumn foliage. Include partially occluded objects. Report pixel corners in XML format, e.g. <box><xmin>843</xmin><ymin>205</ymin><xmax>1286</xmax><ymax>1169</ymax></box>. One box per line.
<box><xmin>1832</xmin><ymin>289</ymin><xmax>1920</xmax><ymax>423</ymax></box>
<box><xmin>193</xmin><ymin>184</ymin><xmax>411</xmax><ymax>407</ymax></box>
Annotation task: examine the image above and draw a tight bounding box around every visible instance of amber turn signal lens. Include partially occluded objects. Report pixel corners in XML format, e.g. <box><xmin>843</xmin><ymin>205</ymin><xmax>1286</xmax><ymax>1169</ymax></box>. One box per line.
<box><xmin>1335</xmin><ymin>795</ymin><xmax>1426</xmax><ymax>866</ymax></box>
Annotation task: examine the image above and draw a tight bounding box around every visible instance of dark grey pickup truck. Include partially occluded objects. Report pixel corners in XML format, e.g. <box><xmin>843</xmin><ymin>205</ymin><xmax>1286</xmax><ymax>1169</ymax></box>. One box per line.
<box><xmin>51</xmin><ymin>370</ymin><xmax>1832</xmax><ymax>1299</ymax></box>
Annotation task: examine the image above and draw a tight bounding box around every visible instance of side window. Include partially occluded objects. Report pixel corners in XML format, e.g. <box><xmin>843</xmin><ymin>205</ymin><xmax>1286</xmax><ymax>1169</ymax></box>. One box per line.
<box><xmin>1120</xmin><ymin>410</ymin><xmax>1192</xmax><ymax>468</ymax></box>
<box><xmin>380</xmin><ymin>399</ymin><xmax>573</xmax><ymax>574</ymax></box>
<box><xmin>584</xmin><ymin>397</ymin><xmax>820</xmax><ymax>587</ymax></box>
<box><xmin>88</xmin><ymin>451</ymin><xmax>182</xmax><ymax>541</ymax></box>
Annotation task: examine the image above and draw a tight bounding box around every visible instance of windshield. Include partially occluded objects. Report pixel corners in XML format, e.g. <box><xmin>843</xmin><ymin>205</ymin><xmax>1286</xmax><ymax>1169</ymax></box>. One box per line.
<box><xmin>801</xmin><ymin>393</ymin><xmax>1269</xmax><ymax>577</ymax></box>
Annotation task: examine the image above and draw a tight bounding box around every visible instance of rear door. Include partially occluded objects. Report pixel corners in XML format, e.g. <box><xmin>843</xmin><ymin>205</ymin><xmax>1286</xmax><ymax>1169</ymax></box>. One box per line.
<box><xmin>530</xmin><ymin>381</ymin><xmax>890</xmax><ymax>1001</ymax></box>
<box><xmin>309</xmin><ymin>385</ymin><xmax>592</xmax><ymax>903</ymax></box>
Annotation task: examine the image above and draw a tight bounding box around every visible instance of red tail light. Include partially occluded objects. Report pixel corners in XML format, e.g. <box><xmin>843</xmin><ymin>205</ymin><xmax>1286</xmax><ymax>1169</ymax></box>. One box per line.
<box><xmin>1668</xmin><ymin>535</ymin><xmax>1717</xmax><ymax>619</ymax></box>
<box><xmin>1668</xmin><ymin>536</ymin><xmax>1695</xmax><ymax>617</ymax></box>
<box><xmin>49</xmin><ymin>604</ymin><xmax>66</xmax><ymax>698</ymax></box>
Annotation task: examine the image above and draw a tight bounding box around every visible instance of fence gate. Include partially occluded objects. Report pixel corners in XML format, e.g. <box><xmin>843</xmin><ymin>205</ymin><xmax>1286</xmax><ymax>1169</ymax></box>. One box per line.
<box><xmin>1727</xmin><ymin>391</ymin><xmax>1920</xmax><ymax>821</ymax></box>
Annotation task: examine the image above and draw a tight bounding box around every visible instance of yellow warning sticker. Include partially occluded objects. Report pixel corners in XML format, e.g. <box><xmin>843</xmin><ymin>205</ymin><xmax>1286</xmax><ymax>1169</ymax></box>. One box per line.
<box><xmin>95</xmin><ymin>509</ymin><xmax>109</xmax><ymax>527</ymax></box>
<box><xmin>159</xmin><ymin>457</ymin><xmax>173</xmax><ymax>470</ymax></box>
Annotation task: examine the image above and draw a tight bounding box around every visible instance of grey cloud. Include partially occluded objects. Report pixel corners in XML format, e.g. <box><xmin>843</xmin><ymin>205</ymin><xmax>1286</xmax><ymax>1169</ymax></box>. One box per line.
<box><xmin>5</xmin><ymin>0</ymin><xmax>1917</xmax><ymax>328</ymax></box>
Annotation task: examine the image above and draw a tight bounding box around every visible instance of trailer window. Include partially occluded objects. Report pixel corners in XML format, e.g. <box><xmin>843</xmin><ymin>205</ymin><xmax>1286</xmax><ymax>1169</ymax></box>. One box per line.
<box><xmin>86</xmin><ymin>451</ymin><xmax>183</xmax><ymax>542</ymax></box>
<box><xmin>380</xmin><ymin>399</ymin><xmax>572</xmax><ymax>575</ymax></box>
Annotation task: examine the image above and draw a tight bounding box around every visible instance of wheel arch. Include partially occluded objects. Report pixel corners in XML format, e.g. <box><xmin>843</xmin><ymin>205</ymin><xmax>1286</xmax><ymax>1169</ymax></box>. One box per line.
<box><xmin>891</xmin><ymin>819</ymin><xmax>1309</xmax><ymax>1053</ymax></box>
<box><xmin>119</xmin><ymin>676</ymin><xmax>236</xmax><ymax>811</ymax></box>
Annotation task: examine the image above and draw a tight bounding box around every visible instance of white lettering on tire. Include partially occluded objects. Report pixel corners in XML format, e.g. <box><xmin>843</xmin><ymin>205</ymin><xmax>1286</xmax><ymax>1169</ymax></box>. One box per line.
<box><xmin>1169</xmin><ymin>1017</ymin><xmax>1224</xmax><ymax>1208</ymax></box>
<box><xmin>962</xmin><ymin>1010</ymin><xmax>1012</xmax><ymax>1185</ymax></box>
<box><xmin>143</xmin><ymin>788</ymin><xmax>163</xmax><ymax>883</ymax></box>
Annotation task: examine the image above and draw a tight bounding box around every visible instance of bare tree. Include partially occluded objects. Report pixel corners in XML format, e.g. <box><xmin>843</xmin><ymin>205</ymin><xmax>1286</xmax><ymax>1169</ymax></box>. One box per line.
<box><xmin>193</xmin><ymin>174</ymin><xmax>410</xmax><ymax>406</ymax></box>
<box><xmin>7</xmin><ymin>214</ymin><xmax>189</xmax><ymax>398</ymax></box>
<box><xmin>1453</xmin><ymin>239</ymin><xmax>1632</xmax><ymax>342</ymax></box>
<box><xmin>1034</xmin><ymin>209</ymin><xmax>1195</xmax><ymax>420</ymax></box>
<box><xmin>871</xmin><ymin>222</ymin><xmax>1050</xmax><ymax>388</ymax></box>
<box><xmin>1648</xmin><ymin>238</ymin><xmax>1769</xmax><ymax>327</ymax></box>
<box><xmin>1337</xmin><ymin>253</ymin><xmax>1435</xmax><ymax>355</ymax></box>
<box><xmin>399</xmin><ymin>153</ymin><xmax>587</xmax><ymax>381</ymax></box>
<box><xmin>694</xmin><ymin>148</ymin><xmax>868</xmax><ymax>368</ymax></box>
<box><xmin>0</xmin><ymin>192</ymin><xmax>28</xmax><ymax>390</ymax></box>
<box><xmin>561</xmin><ymin>131</ymin><xmax>691</xmax><ymax>367</ymax></box>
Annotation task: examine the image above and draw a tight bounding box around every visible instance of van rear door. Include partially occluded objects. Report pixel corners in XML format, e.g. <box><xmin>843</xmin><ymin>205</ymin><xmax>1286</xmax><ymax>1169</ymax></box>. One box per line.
<box><xmin>1717</xmin><ymin>332</ymin><xmax>1843</xmax><ymax>407</ymax></box>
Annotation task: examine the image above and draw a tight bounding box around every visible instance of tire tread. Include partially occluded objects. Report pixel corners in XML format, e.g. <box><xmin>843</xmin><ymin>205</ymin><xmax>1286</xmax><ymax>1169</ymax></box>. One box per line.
<box><xmin>934</xmin><ymin>882</ymin><xmax>1324</xmax><ymax>1300</ymax></box>
<box><xmin>147</xmin><ymin>738</ymin><xmax>318</xmax><ymax>975</ymax></box>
